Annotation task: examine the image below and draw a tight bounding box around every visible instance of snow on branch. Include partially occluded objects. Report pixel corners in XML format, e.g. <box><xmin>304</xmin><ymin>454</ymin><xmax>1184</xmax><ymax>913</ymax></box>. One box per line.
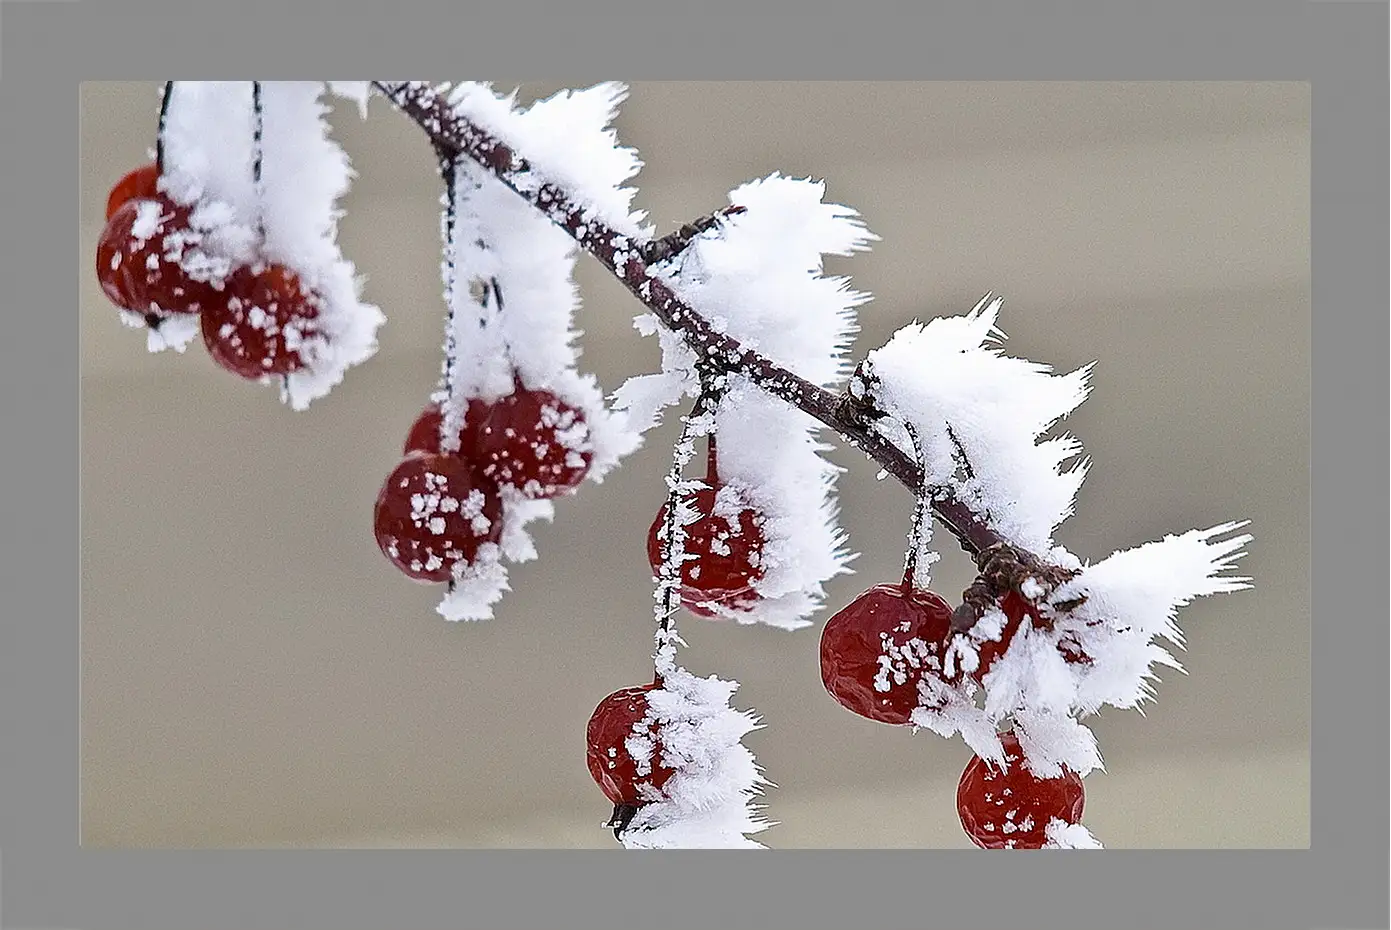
<box><xmin>447</xmin><ymin>81</ymin><xmax>650</xmax><ymax>240</ymax></box>
<box><xmin>858</xmin><ymin>294</ymin><xmax>1092</xmax><ymax>557</ymax></box>
<box><xmin>371</xmin><ymin>80</ymin><xmax>1014</xmax><ymax>560</ymax></box>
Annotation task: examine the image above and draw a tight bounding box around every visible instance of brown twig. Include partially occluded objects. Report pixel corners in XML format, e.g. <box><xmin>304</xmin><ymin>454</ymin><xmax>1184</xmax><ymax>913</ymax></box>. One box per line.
<box><xmin>369</xmin><ymin>81</ymin><xmax>1009</xmax><ymax>561</ymax></box>
<box><xmin>640</xmin><ymin>205</ymin><xmax>748</xmax><ymax>266</ymax></box>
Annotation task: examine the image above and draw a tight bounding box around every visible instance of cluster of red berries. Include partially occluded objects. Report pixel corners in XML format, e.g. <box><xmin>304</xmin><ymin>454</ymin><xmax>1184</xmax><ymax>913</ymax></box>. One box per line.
<box><xmin>589</xmin><ymin>429</ymin><xmax>1094</xmax><ymax>846</ymax></box>
<box><xmin>818</xmin><ymin>571</ymin><xmax>1089</xmax><ymax>847</ymax></box>
<box><xmin>645</xmin><ymin>438</ymin><xmax>767</xmax><ymax>619</ymax></box>
<box><xmin>373</xmin><ymin>382</ymin><xmax>595</xmax><ymax>584</ymax></box>
<box><xmin>96</xmin><ymin>163</ymin><xmax>326</xmax><ymax>379</ymax></box>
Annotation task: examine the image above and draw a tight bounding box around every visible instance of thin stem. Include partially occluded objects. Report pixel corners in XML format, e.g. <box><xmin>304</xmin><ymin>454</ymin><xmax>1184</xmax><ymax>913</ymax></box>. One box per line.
<box><xmin>900</xmin><ymin>421</ymin><xmax>931</xmax><ymax>593</ymax></box>
<box><xmin>436</xmin><ymin>149</ymin><xmax>463</xmax><ymax>452</ymax></box>
<box><xmin>155</xmin><ymin>82</ymin><xmax>174</xmax><ymax>173</ymax></box>
<box><xmin>653</xmin><ymin>393</ymin><xmax>714</xmax><ymax>680</ymax></box>
<box><xmin>370</xmin><ymin>81</ymin><xmax>1009</xmax><ymax>559</ymax></box>
<box><xmin>250</xmin><ymin>81</ymin><xmax>266</xmax><ymax>244</ymax></box>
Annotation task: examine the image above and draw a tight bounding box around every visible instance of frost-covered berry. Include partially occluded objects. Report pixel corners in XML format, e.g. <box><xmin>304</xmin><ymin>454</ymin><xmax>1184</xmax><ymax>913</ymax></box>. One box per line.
<box><xmin>955</xmin><ymin>590</ymin><xmax>1056</xmax><ymax>683</ymax></box>
<box><xmin>200</xmin><ymin>263</ymin><xmax>323</xmax><ymax>380</ymax></box>
<box><xmin>956</xmin><ymin>730</ymin><xmax>1085</xmax><ymax>849</ymax></box>
<box><xmin>586</xmin><ymin>684</ymin><xmax>676</xmax><ymax>810</ymax></box>
<box><xmin>105</xmin><ymin>163</ymin><xmax>161</xmax><ymax>220</ymax></box>
<box><xmin>403</xmin><ymin>388</ymin><xmax>594</xmax><ymax>500</ymax></box>
<box><xmin>646</xmin><ymin>484</ymin><xmax>766</xmax><ymax>619</ymax></box>
<box><xmin>819</xmin><ymin>582</ymin><xmax>954</xmax><ymax>725</ymax></box>
<box><xmin>402</xmin><ymin>400</ymin><xmax>486</xmax><ymax>457</ymax></box>
<box><xmin>95</xmin><ymin>197</ymin><xmax>216</xmax><ymax>321</ymax></box>
<box><xmin>373</xmin><ymin>453</ymin><xmax>504</xmax><ymax>583</ymax></box>
<box><xmin>976</xmin><ymin>591</ymin><xmax>1030</xmax><ymax>679</ymax></box>
<box><xmin>471</xmin><ymin>388</ymin><xmax>594</xmax><ymax>498</ymax></box>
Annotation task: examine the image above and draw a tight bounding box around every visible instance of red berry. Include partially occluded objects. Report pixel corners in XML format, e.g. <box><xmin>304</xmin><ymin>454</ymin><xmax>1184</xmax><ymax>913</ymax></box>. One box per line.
<box><xmin>105</xmin><ymin>163</ymin><xmax>161</xmax><ymax>220</ymax></box>
<box><xmin>402</xmin><ymin>400</ymin><xmax>482</xmax><ymax>457</ymax></box>
<box><xmin>646</xmin><ymin>485</ymin><xmax>766</xmax><ymax>618</ymax></box>
<box><xmin>95</xmin><ymin>198</ymin><xmax>217</xmax><ymax>319</ymax></box>
<box><xmin>95</xmin><ymin>211</ymin><xmax>136</xmax><ymax>309</ymax></box>
<box><xmin>373</xmin><ymin>453</ymin><xmax>504</xmax><ymax>583</ymax></box>
<box><xmin>403</xmin><ymin>390</ymin><xmax>594</xmax><ymax>500</ymax></box>
<box><xmin>819</xmin><ymin>582</ymin><xmax>954</xmax><ymax>725</ymax></box>
<box><xmin>956</xmin><ymin>730</ymin><xmax>1085</xmax><ymax>849</ymax></box>
<box><xmin>201</xmin><ymin>263</ymin><xmax>323</xmax><ymax>380</ymax></box>
<box><xmin>586</xmin><ymin>684</ymin><xmax>677</xmax><ymax>808</ymax></box>
<box><xmin>474</xmin><ymin>389</ymin><xmax>595</xmax><ymax>498</ymax></box>
<box><xmin>972</xmin><ymin>590</ymin><xmax>1031</xmax><ymax>679</ymax></box>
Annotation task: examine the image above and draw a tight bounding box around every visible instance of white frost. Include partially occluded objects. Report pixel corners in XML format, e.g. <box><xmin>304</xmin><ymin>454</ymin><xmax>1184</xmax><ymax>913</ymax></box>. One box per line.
<box><xmin>327</xmin><ymin>81</ymin><xmax>372</xmax><ymax>118</ymax></box>
<box><xmin>918</xmin><ymin>521</ymin><xmax>1252</xmax><ymax>776</ymax></box>
<box><xmin>419</xmin><ymin>83</ymin><xmax>653</xmax><ymax>622</ymax></box>
<box><xmin>447</xmin><ymin>81</ymin><xmax>650</xmax><ymax>240</ymax></box>
<box><xmin>158</xmin><ymin>81</ymin><xmax>385</xmax><ymax>409</ymax></box>
<box><xmin>437</xmin><ymin>144</ymin><xmax>639</xmax><ymax>480</ymax></box>
<box><xmin>1042</xmin><ymin>818</ymin><xmax>1103</xmax><ymax>849</ymax></box>
<box><xmin>862</xmin><ymin>294</ymin><xmax>1092</xmax><ymax>554</ymax></box>
<box><xmin>618</xmin><ymin>667</ymin><xmax>772</xmax><ymax>849</ymax></box>
<box><xmin>118</xmin><ymin>310</ymin><xmax>201</xmax><ymax>354</ymax></box>
<box><xmin>1047</xmin><ymin>521</ymin><xmax>1254</xmax><ymax>716</ymax></box>
<box><xmin>435</xmin><ymin>544</ymin><xmax>509</xmax><ymax>622</ymax></box>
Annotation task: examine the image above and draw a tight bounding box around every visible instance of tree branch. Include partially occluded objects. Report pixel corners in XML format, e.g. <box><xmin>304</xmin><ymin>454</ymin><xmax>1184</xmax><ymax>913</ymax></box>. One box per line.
<box><xmin>370</xmin><ymin>81</ymin><xmax>1006</xmax><ymax>558</ymax></box>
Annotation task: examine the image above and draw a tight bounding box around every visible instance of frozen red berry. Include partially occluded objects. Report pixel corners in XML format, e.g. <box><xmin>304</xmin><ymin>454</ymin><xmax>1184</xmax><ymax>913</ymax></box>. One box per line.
<box><xmin>472</xmin><ymin>388</ymin><xmax>594</xmax><ymax>498</ymax></box>
<box><xmin>956</xmin><ymin>730</ymin><xmax>1085</xmax><ymax>849</ymax></box>
<box><xmin>201</xmin><ymin>263</ymin><xmax>323</xmax><ymax>380</ymax></box>
<box><xmin>973</xmin><ymin>590</ymin><xmax>1031</xmax><ymax>679</ymax></box>
<box><xmin>647</xmin><ymin>486</ymin><xmax>766</xmax><ymax>619</ymax></box>
<box><xmin>105</xmin><ymin>162</ymin><xmax>162</xmax><ymax>220</ymax></box>
<box><xmin>646</xmin><ymin>438</ymin><xmax>766</xmax><ymax>619</ymax></box>
<box><xmin>586</xmin><ymin>683</ymin><xmax>677</xmax><ymax>809</ymax></box>
<box><xmin>95</xmin><ymin>209</ymin><xmax>137</xmax><ymax>309</ymax></box>
<box><xmin>402</xmin><ymin>400</ymin><xmax>484</xmax><ymax>457</ymax></box>
<box><xmin>95</xmin><ymin>197</ymin><xmax>217</xmax><ymax>320</ymax></box>
<box><xmin>820</xmin><ymin>582</ymin><xmax>954</xmax><ymax>725</ymax></box>
<box><xmin>373</xmin><ymin>453</ymin><xmax>504</xmax><ymax>583</ymax></box>
<box><xmin>403</xmin><ymin>388</ymin><xmax>593</xmax><ymax>499</ymax></box>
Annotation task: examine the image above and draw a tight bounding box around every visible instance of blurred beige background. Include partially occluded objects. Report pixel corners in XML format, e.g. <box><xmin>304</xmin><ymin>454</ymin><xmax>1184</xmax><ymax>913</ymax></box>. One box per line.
<box><xmin>79</xmin><ymin>82</ymin><xmax>1310</xmax><ymax>848</ymax></box>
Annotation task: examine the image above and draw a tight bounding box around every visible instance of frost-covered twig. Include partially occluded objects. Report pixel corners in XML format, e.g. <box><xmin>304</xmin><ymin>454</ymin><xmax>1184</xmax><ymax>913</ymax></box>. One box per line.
<box><xmin>98</xmin><ymin>80</ymin><xmax>1257</xmax><ymax>850</ymax></box>
<box><xmin>371</xmin><ymin>80</ymin><xmax>1007</xmax><ymax>559</ymax></box>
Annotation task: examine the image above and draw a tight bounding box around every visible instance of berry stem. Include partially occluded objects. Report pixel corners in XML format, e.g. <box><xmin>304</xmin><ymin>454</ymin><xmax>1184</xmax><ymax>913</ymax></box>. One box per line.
<box><xmin>250</xmin><ymin>82</ymin><xmax>264</xmax><ymax>238</ymax></box>
<box><xmin>155</xmin><ymin>81</ymin><xmax>174</xmax><ymax>174</ymax></box>
<box><xmin>705</xmin><ymin>433</ymin><xmax>719</xmax><ymax>486</ymax></box>
<box><xmin>371</xmin><ymin>81</ymin><xmax>1010</xmax><ymax>561</ymax></box>
<box><xmin>435</xmin><ymin>148</ymin><xmax>464</xmax><ymax>454</ymax></box>
<box><xmin>900</xmin><ymin>421</ymin><xmax>932</xmax><ymax>593</ymax></box>
<box><xmin>652</xmin><ymin>387</ymin><xmax>718</xmax><ymax>677</ymax></box>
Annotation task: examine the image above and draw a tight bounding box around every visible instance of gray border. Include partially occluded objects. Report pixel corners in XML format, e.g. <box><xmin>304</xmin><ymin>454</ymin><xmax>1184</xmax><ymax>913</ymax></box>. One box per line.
<box><xmin>1</xmin><ymin>0</ymin><xmax>1382</xmax><ymax>928</ymax></box>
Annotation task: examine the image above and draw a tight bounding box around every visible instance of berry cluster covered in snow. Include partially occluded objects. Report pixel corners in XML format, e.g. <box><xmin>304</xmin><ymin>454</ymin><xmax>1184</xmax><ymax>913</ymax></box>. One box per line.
<box><xmin>95</xmin><ymin>82</ymin><xmax>386</xmax><ymax>409</ymax></box>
